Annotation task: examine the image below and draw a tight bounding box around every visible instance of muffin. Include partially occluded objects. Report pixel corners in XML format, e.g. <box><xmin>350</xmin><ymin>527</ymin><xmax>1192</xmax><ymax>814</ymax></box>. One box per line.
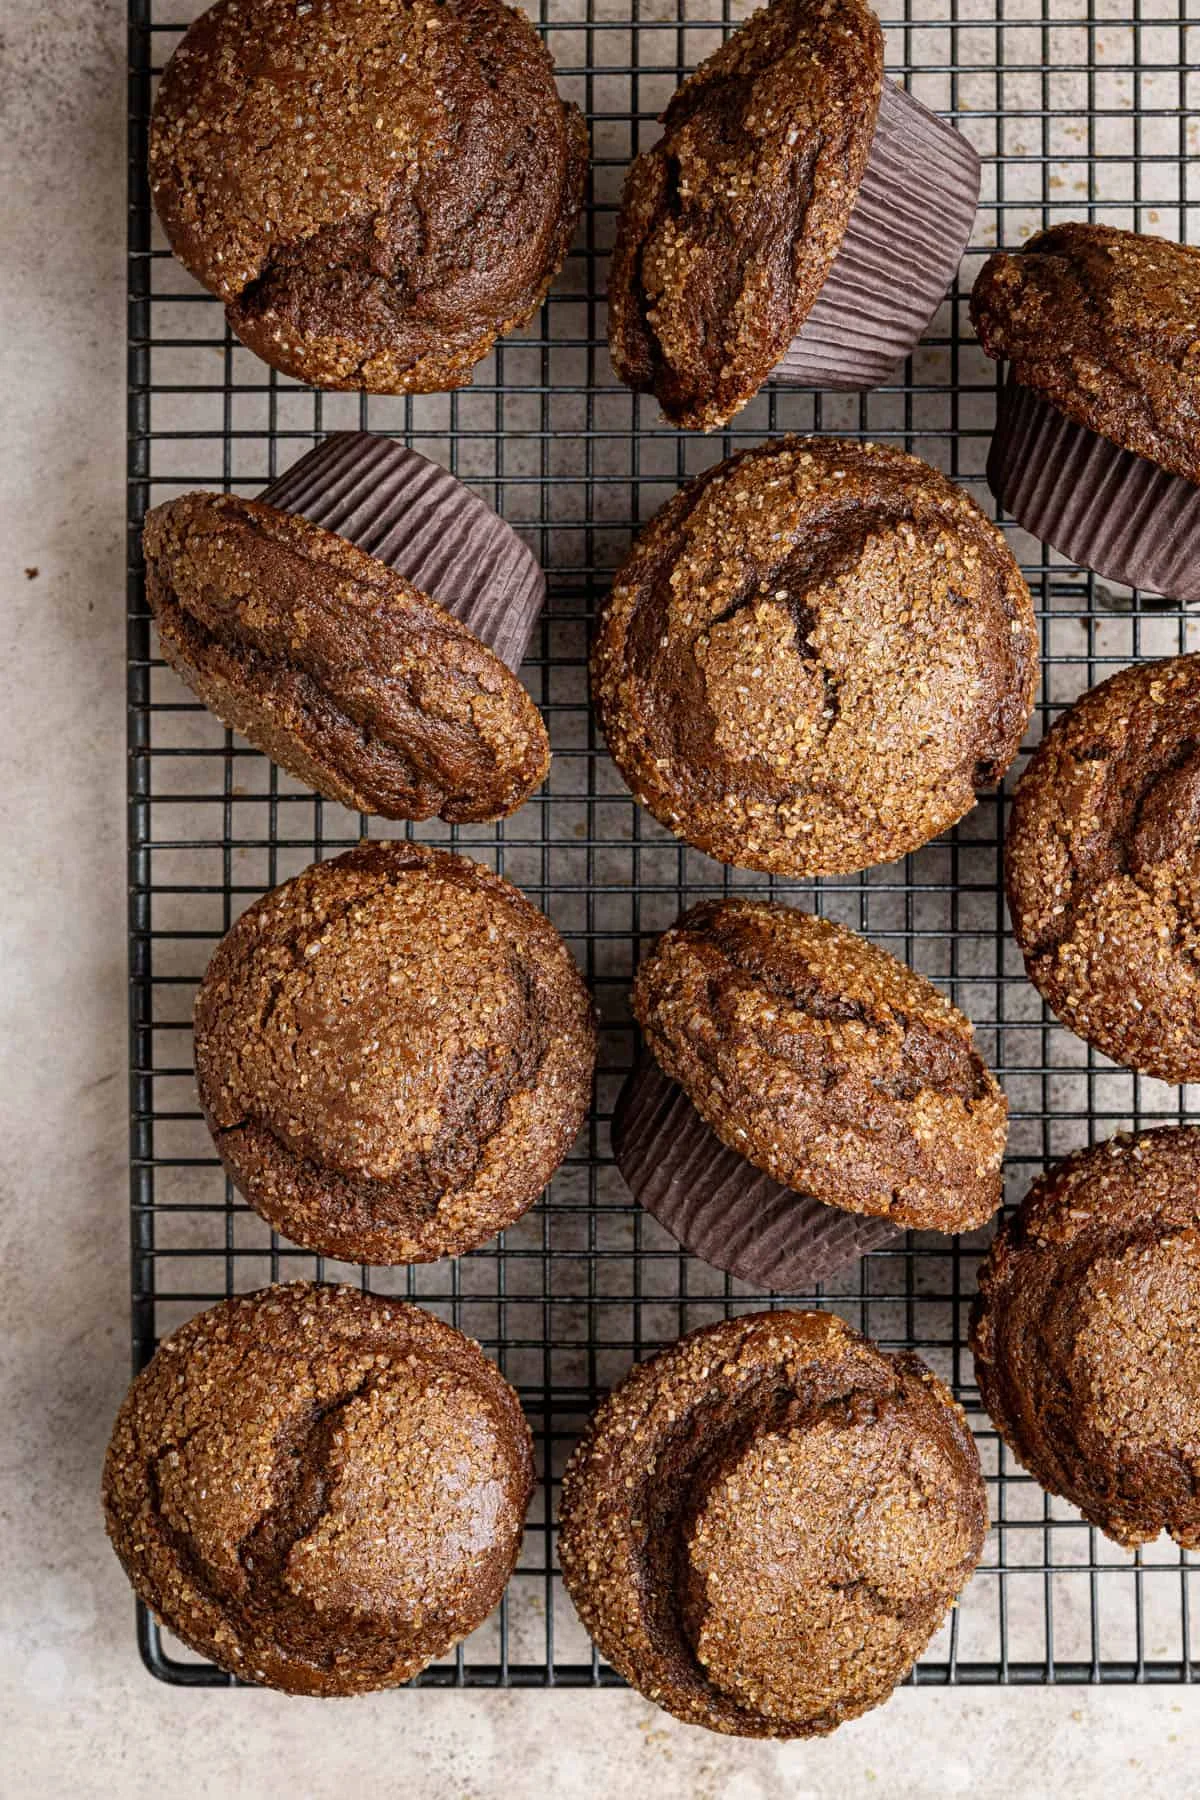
<box><xmin>143</xmin><ymin>433</ymin><xmax>550</xmax><ymax>823</ymax></box>
<box><xmin>558</xmin><ymin>1310</ymin><xmax>987</xmax><ymax>1736</ymax></box>
<box><xmin>607</xmin><ymin>0</ymin><xmax>980</xmax><ymax>430</ymax></box>
<box><xmin>613</xmin><ymin>898</ymin><xmax>1008</xmax><ymax>1288</ymax></box>
<box><xmin>1005</xmin><ymin>654</ymin><xmax>1200</xmax><ymax>1083</ymax></box>
<box><xmin>193</xmin><ymin>841</ymin><xmax>596</xmax><ymax>1263</ymax></box>
<box><xmin>150</xmin><ymin>0</ymin><xmax>587</xmax><ymax>391</ymax></box>
<box><xmin>593</xmin><ymin>437</ymin><xmax>1038</xmax><ymax>876</ymax></box>
<box><xmin>972</xmin><ymin>1128</ymin><xmax>1200</xmax><ymax>1549</ymax></box>
<box><xmin>103</xmin><ymin>1282</ymin><xmax>534</xmax><ymax>1694</ymax></box>
<box><xmin>972</xmin><ymin>224</ymin><xmax>1200</xmax><ymax>599</ymax></box>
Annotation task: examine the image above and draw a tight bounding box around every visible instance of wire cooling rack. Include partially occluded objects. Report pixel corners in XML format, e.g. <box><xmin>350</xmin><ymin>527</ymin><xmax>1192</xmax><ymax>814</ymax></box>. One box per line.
<box><xmin>127</xmin><ymin>0</ymin><xmax>1200</xmax><ymax>1688</ymax></box>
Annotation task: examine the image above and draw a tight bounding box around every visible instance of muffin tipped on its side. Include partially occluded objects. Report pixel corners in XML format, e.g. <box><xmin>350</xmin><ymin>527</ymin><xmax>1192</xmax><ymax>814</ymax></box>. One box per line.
<box><xmin>628</xmin><ymin>897</ymin><xmax>1008</xmax><ymax>1240</ymax></box>
<box><xmin>144</xmin><ymin>489</ymin><xmax>550</xmax><ymax>825</ymax></box>
<box><xmin>607</xmin><ymin>0</ymin><xmax>883</xmax><ymax>430</ymax></box>
<box><xmin>972</xmin><ymin>224</ymin><xmax>1200</xmax><ymax>598</ymax></box>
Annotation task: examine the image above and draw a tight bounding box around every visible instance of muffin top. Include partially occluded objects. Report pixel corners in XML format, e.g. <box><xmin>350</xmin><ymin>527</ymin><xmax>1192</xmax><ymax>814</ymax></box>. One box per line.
<box><xmin>607</xmin><ymin>0</ymin><xmax>883</xmax><ymax>430</ymax></box>
<box><xmin>194</xmin><ymin>841</ymin><xmax>596</xmax><ymax>1263</ymax></box>
<box><xmin>1006</xmin><ymin>654</ymin><xmax>1200</xmax><ymax>1083</ymax></box>
<box><xmin>102</xmin><ymin>1283</ymin><xmax>534</xmax><ymax>1694</ymax></box>
<box><xmin>558</xmin><ymin>1310</ymin><xmax>987</xmax><ymax>1737</ymax></box>
<box><xmin>971</xmin><ymin>1128</ymin><xmax>1200</xmax><ymax>1549</ymax></box>
<box><xmin>632</xmin><ymin>898</ymin><xmax>1007</xmax><ymax>1233</ymax></box>
<box><xmin>143</xmin><ymin>493</ymin><xmax>550</xmax><ymax>824</ymax></box>
<box><xmin>971</xmin><ymin>223</ymin><xmax>1200</xmax><ymax>483</ymax></box>
<box><xmin>149</xmin><ymin>0</ymin><xmax>587</xmax><ymax>391</ymax></box>
<box><xmin>593</xmin><ymin>437</ymin><xmax>1038</xmax><ymax>877</ymax></box>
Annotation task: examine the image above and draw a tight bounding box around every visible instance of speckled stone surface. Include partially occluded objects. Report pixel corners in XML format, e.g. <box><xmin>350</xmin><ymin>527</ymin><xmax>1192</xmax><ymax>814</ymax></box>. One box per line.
<box><xmin>2</xmin><ymin>0</ymin><xmax>1200</xmax><ymax>1792</ymax></box>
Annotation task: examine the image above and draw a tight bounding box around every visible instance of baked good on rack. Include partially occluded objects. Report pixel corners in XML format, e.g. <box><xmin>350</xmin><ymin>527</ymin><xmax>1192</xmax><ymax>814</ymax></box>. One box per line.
<box><xmin>558</xmin><ymin>1309</ymin><xmax>988</xmax><ymax>1736</ymax></box>
<box><xmin>972</xmin><ymin>223</ymin><xmax>1200</xmax><ymax>599</ymax></box>
<box><xmin>193</xmin><ymin>841</ymin><xmax>596</xmax><ymax>1264</ymax></box>
<box><xmin>1005</xmin><ymin>653</ymin><xmax>1200</xmax><ymax>1082</ymax></box>
<box><xmin>149</xmin><ymin>0</ymin><xmax>587</xmax><ymax>391</ymax></box>
<box><xmin>607</xmin><ymin>0</ymin><xmax>980</xmax><ymax>429</ymax></box>
<box><xmin>612</xmin><ymin>897</ymin><xmax>1007</xmax><ymax>1290</ymax></box>
<box><xmin>143</xmin><ymin>433</ymin><xmax>550</xmax><ymax>824</ymax></box>
<box><xmin>103</xmin><ymin>1282</ymin><xmax>535</xmax><ymax>1694</ymax></box>
<box><xmin>592</xmin><ymin>436</ymin><xmax>1037</xmax><ymax>875</ymax></box>
<box><xmin>972</xmin><ymin>1127</ymin><xmax>1200</xmax><ymax>1549</ymax></box>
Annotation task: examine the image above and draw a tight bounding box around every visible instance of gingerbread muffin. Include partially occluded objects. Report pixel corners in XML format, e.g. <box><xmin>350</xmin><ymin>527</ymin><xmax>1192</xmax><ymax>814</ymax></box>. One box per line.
<box><xmin>607</xmin><ymin>0</ymin><xmax>980</xmax><ymax>429</ymax></box>
<box><xmin>620</xmin><ymin>899</ymin><xmax>1008</xmax><ymax>1266</ymax></box>
<box><xmin>972</xmin><ymin>224</ymin><xmax>1200</xmax><ymax>598</ymax></box>
<box><xmin>103</xmin><ymin>1283</ymin><xmax>535</xmax><ymax>1694</ymax></box>
<box><xmin>150</xmin><ymin>0</ymin><xmax>587</xmax><ymax>392</ymax></box>
<box><xmin>193</xmin><ymin>842</ymin><xmax>596</xmax><ymax>1263</ymax></box>
<box><xmin>593</xmin><ymin>437</ymin><xmax>1038</xmax><ymax>876</ymax></box>
<box><xmin>1006</xmin><ymin>654</ymin><xmax>1200</xmax><ymax>1083</ymax></box>
<box><xmin>558</xmin><ymin>1310</ymin><xmax>987</xmax><ymax>1737</ymax></box>
<box><xmin>971</xmin><ymin>1128</ymin><xmax>1200</xmax><ymax>1550</ymax></box>
<box><xmin>143</xmin><ymin>434</ymin><xmax>550</xmax><ymax>824</ymax></box>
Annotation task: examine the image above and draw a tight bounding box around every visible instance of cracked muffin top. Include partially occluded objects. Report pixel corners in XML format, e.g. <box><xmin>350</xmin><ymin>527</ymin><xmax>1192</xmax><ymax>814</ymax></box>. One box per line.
<box><xmin>102</xmin><ymin>1282</ymin><xmax>534</xmax><ymax>1694</ymax></box>
<box><xmin>592</xmin><ymin>437</ymin><xmax>1038</xmax><ymax>877</ymax></box>
<box><xmin>631</xmin><ymin>897</ymin><xmax>1008</xmax><ymax>1234</ymax></box>
<box><xmin>1005</xmin><ymin>654</ymin><xmax>1200</xmax><ymax>1083</ymax></box>
<box><xmin>971</xmin><ymin>223</ymin><xmax>1200</xmax><ymax>484</ymax></box>
<box><xmin>143</xmin><ymin>493</ymin><xmax>550</xmax><ymax>825</ymax></box>
<box><xmin>971</xmin><ymin>1128</ymin><xmax>1200</xmax><ymax>1550</ymax></box>
<box><xmin>193</xmin><ymin>841</ymin><xmax>596</xmax><ymax>1263</ymax></box>
<box><xmin>150</xmin><ymin>0</ymin><xmax>588</xmax><ymax>391</ymax></box>
<box><xmin>607</xmin><ymin>0</ymin><xmax>883</xmax><ymax>430</ymax></box>
<box><xmin>559</xmin><ymin>1309</ymin><xmax>987</xmax><ymax>1737</ymax></box>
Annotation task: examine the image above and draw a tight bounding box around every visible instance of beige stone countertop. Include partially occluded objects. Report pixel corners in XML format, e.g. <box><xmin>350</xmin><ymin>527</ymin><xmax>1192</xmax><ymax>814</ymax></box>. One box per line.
<box><xmin>1</xmin><ymin>1</ymin><xmax>1197</xmax><ymax>1793</ymax></box>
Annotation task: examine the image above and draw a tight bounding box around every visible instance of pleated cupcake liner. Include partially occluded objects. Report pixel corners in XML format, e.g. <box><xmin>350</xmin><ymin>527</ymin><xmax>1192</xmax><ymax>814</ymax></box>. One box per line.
<box><xmin>611</xmin><ymin>1053</ymin><xmax>900</xmax><ymax>1291</ymax></box>
<box><xmin>986</xmin><ymin>377</ymin><xmax>1200</xmax><ymax>603</ymax></box>
<box><xmin>772</xmin><ymin>81</ymin><xmax>981</xmax><ymax>392</ymax></box>
<box><xmin>260</xmin><ymin>432</ymin><xmax>546</xmax><ymax>671</ymax></box>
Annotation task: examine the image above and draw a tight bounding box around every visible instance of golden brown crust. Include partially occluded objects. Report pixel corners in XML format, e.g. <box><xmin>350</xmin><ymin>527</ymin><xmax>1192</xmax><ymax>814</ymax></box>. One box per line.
<box><xmin>606</xmin><ymin>0</ymin><xmax>883</xmax><ymax>431</ymax></box>
<box><xmin>632</xmin><ymin>898</ymin><xmax>1007</xmax><ymax>1234</ymax></box>
<box><xmin>592</xmin><ymin>437</ymin><xmax>1038</xmax><ymax>877</ymax></box>
<box><xmin>143</xmin><ymin>493</ymin><xmax>550</xmax><ymax>824</ymax></box>
<box><xmin>149</xmin><ymin>0</ymin><xmax>587</xmax><ymax>392</ymax></box>
<box><xmin>558</xmin><ymin>1310</ymin><xmax>987</xmax><ymax>1737</ymax></box>
<box><xmin>971</xmin><ymin>1129</ymin><xmax>1200</xmax><ymax>1550</ymax></box>
<box><xmin>193</xmin><ymin>842</ymin><xmax>597</xmax><ymax>1263</ymax></box>
<box><xmin>1005</xmin><ymin>654</ymin><xmax>1200</xmax><ymax>1083</ymax></box>
<box><xmin>971</xmin><ymin>224</ymin><xmax>1200</xmax><ymax>484</ymax></box>
<box><xmin>102</xmin><ymin>1283</ymin><xmax>534</xmax><ymax>1695</ymax></box>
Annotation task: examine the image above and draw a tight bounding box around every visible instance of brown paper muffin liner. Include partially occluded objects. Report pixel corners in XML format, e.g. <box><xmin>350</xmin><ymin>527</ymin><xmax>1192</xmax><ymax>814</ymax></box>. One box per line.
<box><xmin>611</xmin><ymin>1053</ymin><xmax>900</xmax><ymax>1290</ymax></box>
<box><xmin>987</xmin><ymin>377</ymin><xmax>1200</xmax><ymax>602</ymax></box>
<box><xmin>772</xmin><ymin>82</ymin><xmax>981</xmax><ymax>391</ymax></box>
<box><xmin>260</xmin><ymin>432</ymin><xmax>546</xmax><ymax>671</ymax></box>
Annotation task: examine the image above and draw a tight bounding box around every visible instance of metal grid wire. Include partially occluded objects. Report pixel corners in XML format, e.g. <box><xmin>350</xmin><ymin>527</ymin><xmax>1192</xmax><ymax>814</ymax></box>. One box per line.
<box><xmin>128</xmin><ymin>0</ymin><xmax>1200</xmax><ymax>1687</ymax></box>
